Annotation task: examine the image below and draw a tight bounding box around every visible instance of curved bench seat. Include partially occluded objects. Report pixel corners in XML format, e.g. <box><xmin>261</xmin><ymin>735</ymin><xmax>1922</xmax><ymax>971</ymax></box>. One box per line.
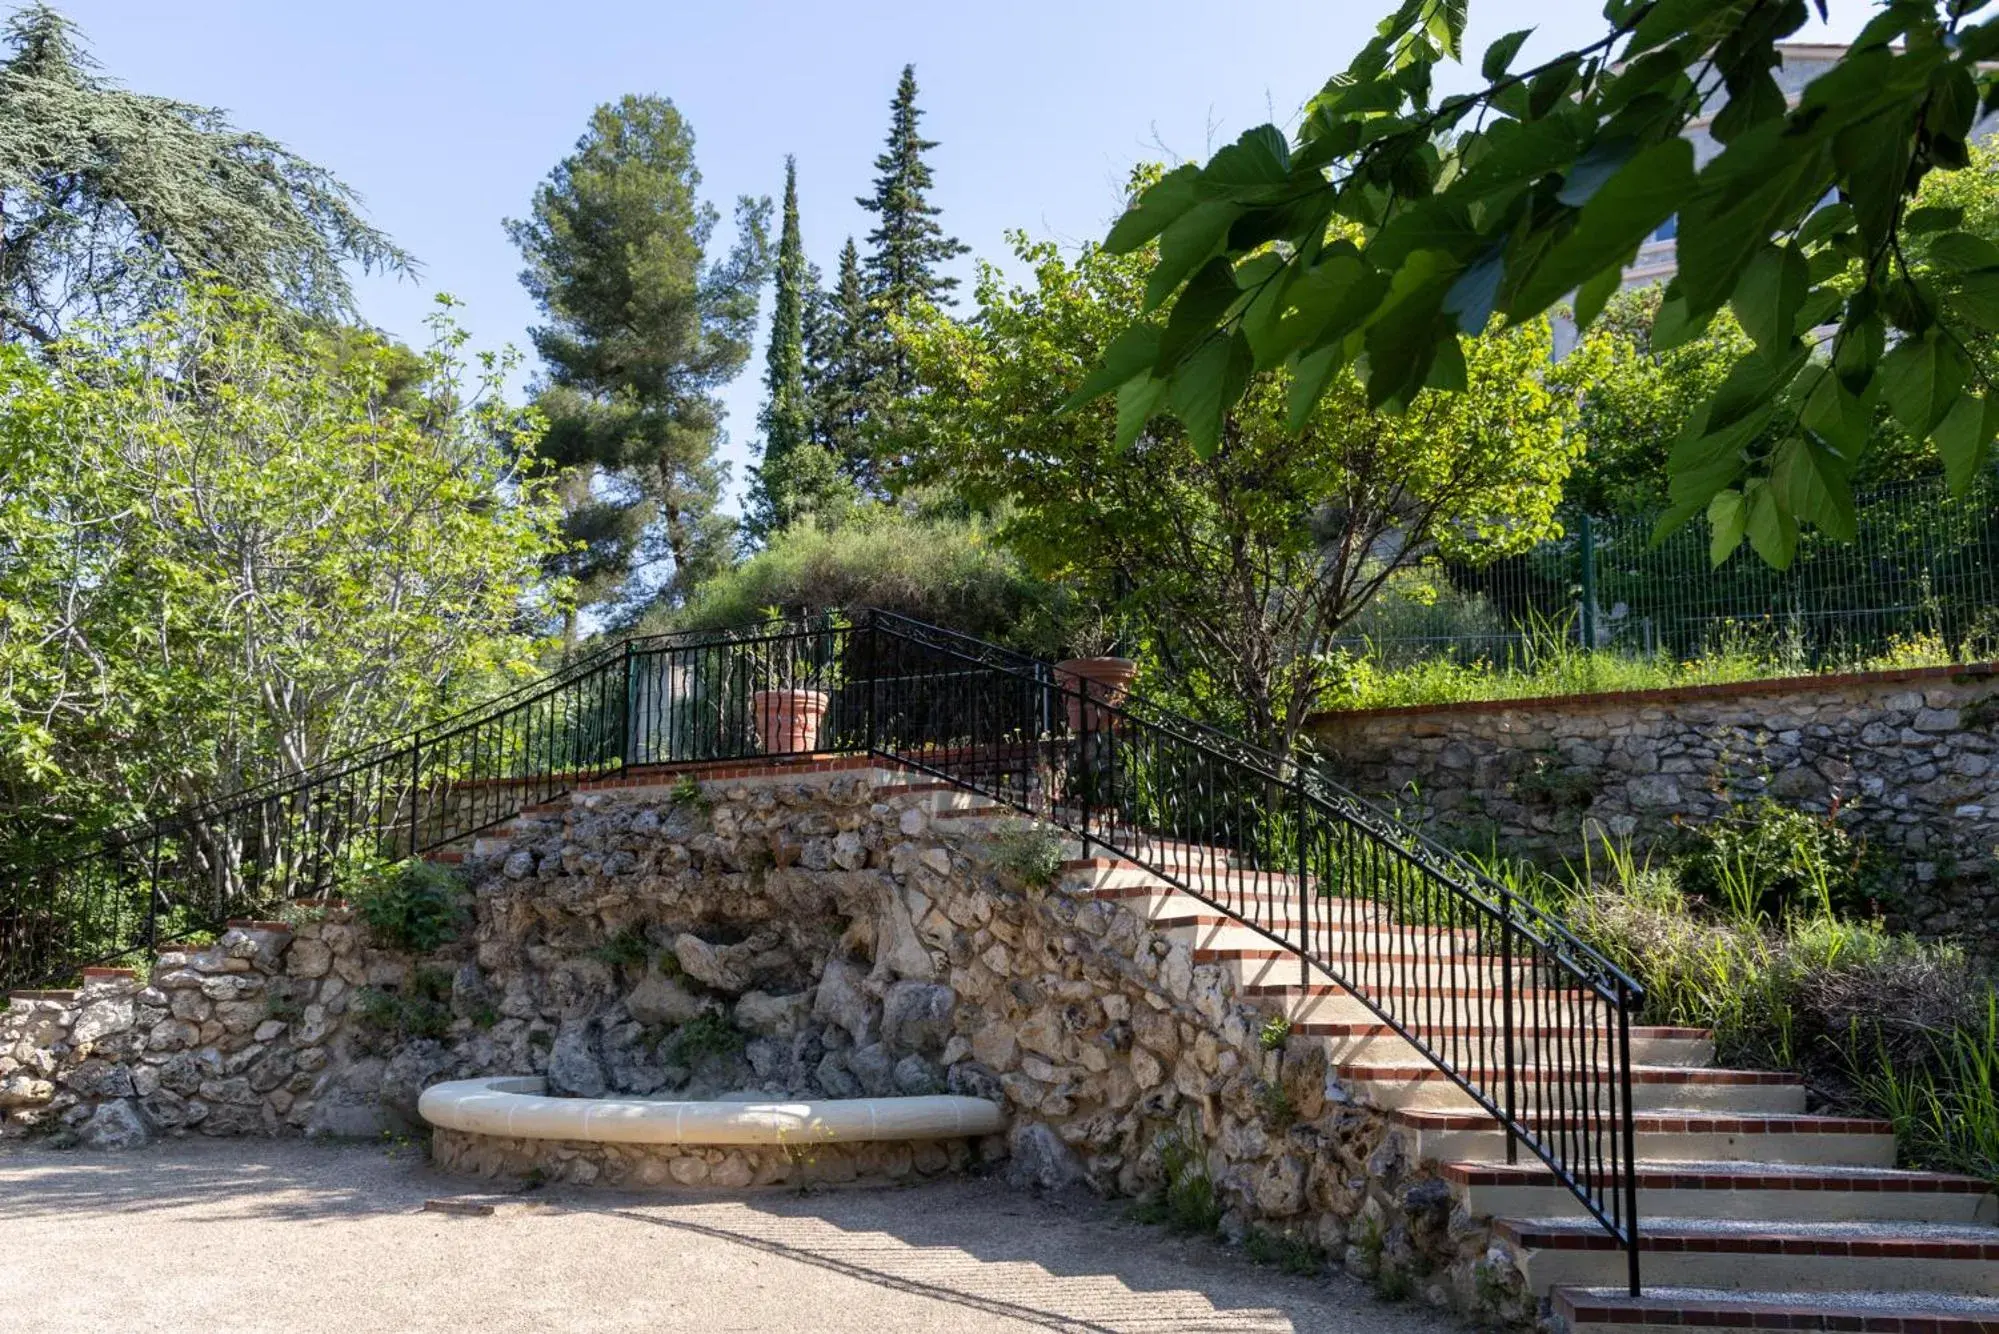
<box><xmin>417</xmin><ymin>1076</ymin><xmax>1007</xmax><ymax>1146</ymax></box>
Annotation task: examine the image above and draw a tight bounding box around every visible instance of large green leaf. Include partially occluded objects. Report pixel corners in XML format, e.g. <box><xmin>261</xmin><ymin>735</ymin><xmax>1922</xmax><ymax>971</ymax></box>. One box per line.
<box><xmin>1742</xmin><ymin>479</ymin><xmax>1798</xmax><ymax>569</ymax></box>
<box><xmin>1059</xmin><ymin>325</ymin><xmax>1161</xmax><ymax>413</ymax></box>
<box><xmin>1877</xmin><ymin>331</ymin><xmax>1964</xmax><ymax>436</ymax></box>
<box><xmin>1481</xmin><ymin>28</ymin><xmax>1532</xmax><ymax>80</ymax></box>
<box><xmin>1706</xmin><ymin>488</ymin><xmax>1747</xmax><ymax>565</ymax></box>
<box><xmin>1506</xmin><ymin>137</ymin><xmax>1693</xmax><ymax>318</ymax></box>
<box><xmin>1157</xmin><ymin>259</ymin><xmax>1242</xmax><ymax>370</ymax></box>
<box><xmin>1113</xmin><ymin>375</ymin><xmax>1166</xmax><ymax>450</ymax></box>
<box><xmin>1730</xmin><ymin>244</ymin><xmax>1808</xmax><ymax>352</ymax></box>
<box><xmin>1771</xmin><ymin>435</ymin><xmax>1857</xmax><ymax>541</ymax></box>
<box><xmin>1104</xmin><ymin>164</ymin><xmax>1202</xmax><ymax>254</ymax></box>
<box><xmin>1933</xmin><ymin>390</ymin><xmax>1999</xmax><ymax>493</ymax></box>
<box><xmin>1168</xmin><ymin>333</ymin><xmax>1253</xmax><ymax>457</ymax></box>
<box><xmin>1144</xmin><ymin>201</ymin><xmax>1241</xmax><ymax>310</ymax></box>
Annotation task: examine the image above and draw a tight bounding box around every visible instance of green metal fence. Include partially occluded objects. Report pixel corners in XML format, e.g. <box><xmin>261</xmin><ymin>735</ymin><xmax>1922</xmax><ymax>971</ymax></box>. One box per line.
<box><xmin>1334</xmin><ymin>470</ymin><xmax>1999</xmax><ymax>669</ymax></box>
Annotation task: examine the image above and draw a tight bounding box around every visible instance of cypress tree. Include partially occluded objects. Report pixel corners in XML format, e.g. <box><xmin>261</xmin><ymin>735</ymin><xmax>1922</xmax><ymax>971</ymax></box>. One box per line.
<box><xmin>745</xmin><ymin>159</ymin><xmax>851</xmax><ymax>542</ymax></box>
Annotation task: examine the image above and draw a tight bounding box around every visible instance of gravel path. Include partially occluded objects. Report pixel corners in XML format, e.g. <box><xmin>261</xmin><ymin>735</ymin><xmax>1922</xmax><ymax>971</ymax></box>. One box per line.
<box><xmin>0</xmin><ymin>1137</ymin><xmax>1457</xmax><ymax>1334</ymax></box>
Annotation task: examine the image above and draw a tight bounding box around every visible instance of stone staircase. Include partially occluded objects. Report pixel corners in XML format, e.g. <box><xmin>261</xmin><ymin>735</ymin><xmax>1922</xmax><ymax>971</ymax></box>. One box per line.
<box><xmin>880</xmin><ymin>779</ymin><xmax>1999</xmax><ymax>1334</ymax></box>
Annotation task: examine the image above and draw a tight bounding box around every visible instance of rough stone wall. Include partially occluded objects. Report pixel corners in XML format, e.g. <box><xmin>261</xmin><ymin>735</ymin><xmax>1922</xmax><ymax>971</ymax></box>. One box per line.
<box><xmin>0</xmin><ymin>769</ymin><xmax>1531</xmax><ymax>1325</ymax></box>
<box><xmin>1309</xmin><ymin>667</ymin><xmax>1999</xmax><ymax>948</ymax></box>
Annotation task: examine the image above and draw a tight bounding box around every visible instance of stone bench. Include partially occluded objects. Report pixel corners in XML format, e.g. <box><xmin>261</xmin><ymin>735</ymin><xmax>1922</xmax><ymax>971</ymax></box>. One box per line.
<box><xmin>417</xmin><ymin>1076</ymin><xmax>1005</xmax><ymax>1146</ymax></box>
<box><xmin>418</xmin><ymin>1077</ymin><xmax>1008</xmax><ymax>1189</ymax></box>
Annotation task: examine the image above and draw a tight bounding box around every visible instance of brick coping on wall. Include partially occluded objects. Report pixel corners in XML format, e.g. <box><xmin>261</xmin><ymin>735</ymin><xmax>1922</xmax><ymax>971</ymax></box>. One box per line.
<box><xmin>1308</xmin><ymin>660</ymin><xmax>1999</xmax><ymax>725</ymax></box>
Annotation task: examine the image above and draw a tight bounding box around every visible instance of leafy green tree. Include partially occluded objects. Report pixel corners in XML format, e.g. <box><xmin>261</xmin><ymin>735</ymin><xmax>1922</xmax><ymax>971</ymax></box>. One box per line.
<box><xmin>0</xmin><ymin>6</ymin><xmax>411</xmax><ymax>343</ymax></box>
<box><xmin>899</xmin><ymin>223</ymin><xmax>1599</xmax><ymax>754</ymax></box>
<box><xmin>1080</xmin><ymin>0</ymin><xmax>1999</xmax><ymax>569</ymax></box>
<box><xmin>745</xmin><ymin>158</ymin><xmax>854</xmax><ymax>542</ymax></box>
<box><xmin>0</xmin><ymin>291</ymin><xmax>565</xmax><ymax>858</ymax></box>
<box><xmin>506</xmin><ymin>95</ymin><xmax>769</xmax><ymax>637</ymax></box>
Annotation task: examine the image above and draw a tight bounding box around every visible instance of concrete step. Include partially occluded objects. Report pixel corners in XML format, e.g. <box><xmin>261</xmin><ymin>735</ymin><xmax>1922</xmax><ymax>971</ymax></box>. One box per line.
<box><xmin>1501</xmin><ymin>1218</ymin><xmax>1999</xmax><ymax>1295</ymax></box>
<box><xmin>1341</xmin><ymin>1063</ymin><xmax>1807</xmax><ymax>1114</ymax></box>
<box><xmin>1204</xmin><ymin>946</ymin><xmax>1544</xmax><ymax>994</ymax></box>
<box><xmin>1249</xmin><ymin>982</ymin><xmax>1618</xmax><ymax>1030</ymax></box>
<box><xmin>1307</xmin><ymin>1023</ymin><xmax>1714</xmax><ymax>1071</ymax></box>
<box><xmin>1448</xmin><ymin>1160</ymin><xmax>1999</xmax><ymax>1225</ymax></box>
<box><xmin>1157</xmin><ymin>916</ymin><xmax>1485</xmax><ymax>958</ymax></box>
<box><xmin>1396</xmin><ymin>1108</ymin><xmax>1898</xmax><ymax>1169</ymax></box>
<box><xmin>1552</xmin><ymin>1284</ymin><xmax>1999</xmax><ymax>1334</ymax></box>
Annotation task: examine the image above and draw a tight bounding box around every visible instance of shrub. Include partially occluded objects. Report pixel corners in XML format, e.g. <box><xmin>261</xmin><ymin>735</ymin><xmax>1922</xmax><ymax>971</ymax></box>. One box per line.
<box><xmin>591</xmin><ymin>926</ymin><xmax>652</xmax><ymax>969</ymax></box>
<box><xmin>1130</xmin><ymin>1118</ymin><xmax>1224</xmax><ymax>1236</ymax></box>
<box><xmin>1244</xmin><ymin>1228</ymin><xmax>1324</xmax><ymax>1275</ymax></box>
<box><xmin>660</xmin><ymin>1011</ymin><xmax>744</xmax><ymax>1066</ymax></box>
<box><xmin>349</xmin><ymin>859</ymin><xmax>465</xmax><ymax>954</ymax></box>
<box><xmin>1677</xmin><ymin>795</ymin><xmax>1877</xmax><ymax>922</ymax></box>
<box><xmin>665</xmin><ymin>507</ymin><xmax>1058</xmax><ymax>651</ymax></box>
<box><xmin>984</xmin><ymin>820</ymin><xmax>1066</xmax><ymax>888</ymax></box>
<box><xmin>1537</xmin><ymin>829</ymin><xmax>1999</xmax><ymax>1184</ymax></box>
<box><xmin>1257</xmin><ymin>1014</ymin><xmax>1292</xmax><ymax>1051</ymax></box>
<box><xmin>352</xmin><ymin>971</ymin><xmax>455</xmax><ymax>1042</ymax></box>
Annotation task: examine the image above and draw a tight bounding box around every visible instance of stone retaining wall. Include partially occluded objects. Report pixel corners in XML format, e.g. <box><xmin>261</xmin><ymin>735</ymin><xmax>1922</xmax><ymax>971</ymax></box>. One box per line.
<box><xmin>0</xmin><ymin>768</ymin><xmax>1531</xmax><ymax>1326</ymax></box>
<box><xmin>429</xmin><ymin>1126</ymin><xmax>976</xmax><ymax>1189</ymax></box>
<box><xmin>1309</xmin><ymin>665</ymin><xmax>1999</xmax><ymax>949</ymax></box>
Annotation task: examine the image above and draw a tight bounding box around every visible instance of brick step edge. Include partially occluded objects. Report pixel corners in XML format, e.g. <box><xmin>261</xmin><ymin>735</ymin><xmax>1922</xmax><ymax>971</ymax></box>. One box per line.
<box><xmin>1447</xmin><ymin>1162</ymin><xmax>1995</xmax><ymax>1195</ymax></box>
<box><xmin>1340</xmin><ymin>1063</ymin><xmax>1801</xmax><ymax>1086</ymax></box>
<box><xmin>1396</xmin><ymin>1108</ymin><xmax>1891</xmax><ymax>1134</ymax></box>
<box><xmin>1552</xmin><ymin>1286</ymin><xmax>1999</xmax><ymax>1333</ymax></box>
<box><xmin>1292</xmin><ymin>1021</ymin><xmax>1703</xmax><ymax>1039</ymax></box>
<box><xmin>1500</xmin><ymin>1219</ymin><xmax>1999</xmax><ymax>1258</ymax></box>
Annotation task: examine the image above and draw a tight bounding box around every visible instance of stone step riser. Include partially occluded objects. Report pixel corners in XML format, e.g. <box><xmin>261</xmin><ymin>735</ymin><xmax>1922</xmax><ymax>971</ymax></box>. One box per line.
<box><xmin>1270</xmin><ymin>990</ymin><xmax>1613</xmax><ymax>1029</ymax></box>
<box><xmin>1310</xmin><ymin>1029</ymin><xmax>1716</xmax><ymax>1070</ymax></box>
<box><xmin>1517</xmin><ymin>1247</ymin><xmax>1999</xmax><ymax>1298</ymax></box>
<box><xmin>1348</xmin><ymin>1075</ymin><xmax>1806</xmax><ymax>1115</ymax></box>
<box><xmin>1403</xmin><ymin>1123</ymin><xmax>1898</xmax><ymax>1169</ymax></box>
<box><xmin>1159</xmin><ymin>921</ymin><xmax>1484</xmax><ymax>957</ymax></box>
<box><xmin>1214</xmin><ymin>952</ymin><xmax>1542</xmax><ymax>995</ymax></box>
<box><xmin>1462</xmin><ymin>1180</ymin><xmax>1999</xmax><ymax>1226</ymax></box>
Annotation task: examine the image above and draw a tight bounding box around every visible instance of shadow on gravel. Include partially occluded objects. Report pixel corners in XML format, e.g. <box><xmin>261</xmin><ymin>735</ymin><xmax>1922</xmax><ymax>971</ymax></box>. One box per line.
<box><xmin>0</xmin><ymin>1140</ymin><xmax>1415</xmax><ymax>1334</ymax></box>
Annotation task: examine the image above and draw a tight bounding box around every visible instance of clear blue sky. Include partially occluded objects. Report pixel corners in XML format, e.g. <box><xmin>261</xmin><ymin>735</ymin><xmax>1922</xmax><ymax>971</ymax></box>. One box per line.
<box><xmin>42</xmin><ymin>1</ymin><xmax>1865</xmax><ymax>513</ymax></box>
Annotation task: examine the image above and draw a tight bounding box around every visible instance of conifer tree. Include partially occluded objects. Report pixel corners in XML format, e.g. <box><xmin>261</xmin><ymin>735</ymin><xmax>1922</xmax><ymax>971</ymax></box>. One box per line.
<box><xmin>507</xmin><ymin>95</ymin><xmax>769</xmax><ymax>637</ymax></box>
<box><xmin>856</xmin><ymin>64</ymin><xmax>966</xmax><ymax>393</ymax></box>
<box><xmin>806</xmin><ymin>237</ymin><xmax>879</xmax><ymax>487</ymax></box>
<box><xmin>744</xmin><ymin>159</ymin><xmax>851</xmax><ymax>542</ymax></box>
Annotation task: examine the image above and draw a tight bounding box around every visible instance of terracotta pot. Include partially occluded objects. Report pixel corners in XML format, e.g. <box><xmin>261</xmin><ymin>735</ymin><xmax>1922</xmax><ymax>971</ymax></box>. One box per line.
<box><xmin>751</xmin><ymin>688</ymin><xmax>830</xmax><ymax>755</ymax></box>
<box><xmin>1054</xmin><ymin>657</ymin><xmax>1137</xmax><ymax>733</ymax></box>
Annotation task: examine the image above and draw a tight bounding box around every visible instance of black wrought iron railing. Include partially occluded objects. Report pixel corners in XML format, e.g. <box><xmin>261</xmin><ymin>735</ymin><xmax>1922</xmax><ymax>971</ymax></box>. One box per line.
<box><xmin>0</xmin><ymin>610</ymin><xmax>1643</xmax><ymax>1290</ymax></box>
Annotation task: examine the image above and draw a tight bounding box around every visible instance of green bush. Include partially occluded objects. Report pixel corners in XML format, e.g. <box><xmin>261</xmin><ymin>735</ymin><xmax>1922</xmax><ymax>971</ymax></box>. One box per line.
<box><xmin>983</xmin><ymin>820</ymin><xmax>1067</xmax><ymax>888</ymax></box>
<box><xmin>665</xmin><ymin>507</ymin><xmax>1059</xmax><ymax>650</ymax></box>
<box><xmin>1677</xmin><ymin>795</ymin><xmax>1878</xmax><ymax>922</ymax></box>
<box><xmin>660</xmin><ymin>1011</ymin><xmax>744</xmax><ymax>1066</ymax></box>
<box><xmin>349</xmin><ymin>859</ymin><xmax>465</xmax><ymax>954</ymax></box>
<box><xmin>1526</xmin><ymin>831</ymin><xmax>1999</xmax><ymax>1184</ymax></box>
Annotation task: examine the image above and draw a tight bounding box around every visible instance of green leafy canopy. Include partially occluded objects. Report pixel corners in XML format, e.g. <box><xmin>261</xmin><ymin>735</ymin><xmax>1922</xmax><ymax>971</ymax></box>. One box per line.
<box><xmin>1077</xmin><ymin>0</ymin><xmax>1999</xmax><ymax>569</ymax></box>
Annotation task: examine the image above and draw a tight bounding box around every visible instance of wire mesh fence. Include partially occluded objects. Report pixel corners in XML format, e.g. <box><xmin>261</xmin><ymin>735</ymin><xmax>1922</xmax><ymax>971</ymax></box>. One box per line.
<box><xmin>1331</xmin><ymin>470</ymin><xmax>1999</xmax><ymax>670</ymax></box>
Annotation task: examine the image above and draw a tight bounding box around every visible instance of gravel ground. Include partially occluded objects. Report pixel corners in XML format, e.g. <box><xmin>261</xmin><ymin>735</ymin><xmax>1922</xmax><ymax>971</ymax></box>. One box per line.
<box><xmin>0</xmin><ymin>1137</ymin><xmax>1458</xmax><ymax>1334</ymax></box>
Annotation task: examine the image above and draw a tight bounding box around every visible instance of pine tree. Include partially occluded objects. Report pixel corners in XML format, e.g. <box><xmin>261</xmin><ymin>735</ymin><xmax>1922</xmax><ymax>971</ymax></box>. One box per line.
<box><xmin>744</xmin><ymin>159</ymin><xmax>851</xmax><ymax>543</ymax></box>
<box><xmin>506</xmin><ymin>95</ymin><xmax>770</xmax><ymax>639</ymax></box>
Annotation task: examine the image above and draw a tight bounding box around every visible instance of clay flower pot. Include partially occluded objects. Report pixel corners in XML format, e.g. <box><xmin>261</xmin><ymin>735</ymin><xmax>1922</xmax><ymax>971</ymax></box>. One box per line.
<box><xmin>752</xmin><ymin>688</ymin><xmax>830</xmax><ymax>755</ymax></box>
<box><xmin>1053</xmin><ymin>656</ymin><xmax>1137</xmax><ymax>733</ymax></box>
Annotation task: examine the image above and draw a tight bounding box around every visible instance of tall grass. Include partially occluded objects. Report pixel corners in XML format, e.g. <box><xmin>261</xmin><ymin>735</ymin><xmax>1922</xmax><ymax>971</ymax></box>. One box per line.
<box><xmin>1486</xmin><ymin>826</ymin><xmax>1999</xmax><ymax>1185</ymax></box>
<box><xmin>1322</xmin><ymin>616</ymin><xmax>1963</xmax><ymax>712</ymax></box>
